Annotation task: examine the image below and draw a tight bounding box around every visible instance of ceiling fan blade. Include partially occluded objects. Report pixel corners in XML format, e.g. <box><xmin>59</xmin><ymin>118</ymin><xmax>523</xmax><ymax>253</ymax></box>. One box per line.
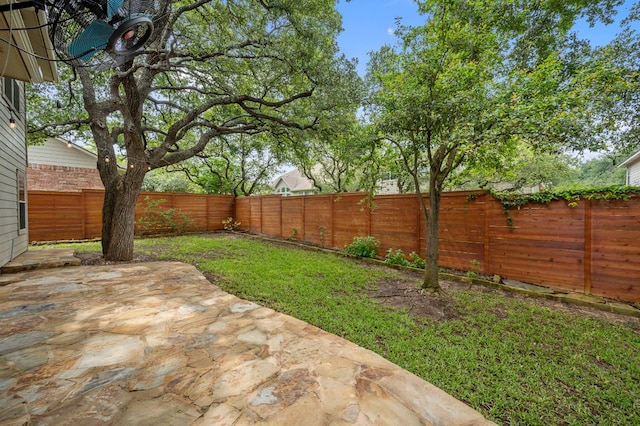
<box><xmin>68</xmin><ymin>20</ymin><xmax>115</xmax><ymax>62</ymax></box>
<box><xmin>107</xmin><ymin>0</ymin><xmax>125</xmax><ymax>19</ymax></box>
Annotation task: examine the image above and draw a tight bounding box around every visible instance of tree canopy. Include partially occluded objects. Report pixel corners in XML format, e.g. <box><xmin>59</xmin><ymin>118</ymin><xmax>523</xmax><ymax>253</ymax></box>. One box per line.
<box><xmin>366</xmin><ymin>0</ymin><xmax>631</xmax><ymax>289</ymax></box>
<box><xmin>28</xmin><ymin>0</ymin><xmax>360</xmax><ymax>260</ymax></box>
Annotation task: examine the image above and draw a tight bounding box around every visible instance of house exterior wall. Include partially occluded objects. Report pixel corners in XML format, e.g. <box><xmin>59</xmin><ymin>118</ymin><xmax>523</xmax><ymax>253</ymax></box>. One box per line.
<box><xmin>27</xmin><ymin>164</ymin><xmax>104</xmax><ymax>192</ymax></box>
<box><xmin>28</xmin><ymin>138</ymin><xmax>98</xmax><ymax>168</ymax></box>
<box><xmin>0</xmin><ymin>79</ymin><xmax>28</xmax><ymax>267</ymax></box>
<box><xmin>274</xmin><ymin>179</ymin><xmax>292</xmax><ymax>196</ymax></box>
<box><xmin>27</xmin><ymin>138</ymin><xmax>103</xmax><ymax>192</ymax></box>
<box><xmin>627</xmin><ymin>162</ymin><xmax>640</xmax><ymax>186</ymax></box>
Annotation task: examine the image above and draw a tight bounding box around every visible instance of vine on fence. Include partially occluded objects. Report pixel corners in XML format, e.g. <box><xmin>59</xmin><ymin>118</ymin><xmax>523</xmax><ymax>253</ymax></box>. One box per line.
<box><xmin>490</xmin><ymin>186</ymin><xmax>640</xmax><ymax>228</ymax></box>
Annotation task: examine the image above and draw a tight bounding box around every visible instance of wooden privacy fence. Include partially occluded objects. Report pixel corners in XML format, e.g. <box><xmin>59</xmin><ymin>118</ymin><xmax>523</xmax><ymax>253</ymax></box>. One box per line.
<box><xmin>235</xmin><ymin>192</ymin><xmax>640</xmax><ymax>303</ymax></box>
<box><xmin>27</xmin><ymin>189</ymin><xmax>640</xmax><ymax>302</ymax></box>
<box><xmin>28</xmin><ymin>190</ymin><xmax>234</xmax><ymax>242</ymax></box>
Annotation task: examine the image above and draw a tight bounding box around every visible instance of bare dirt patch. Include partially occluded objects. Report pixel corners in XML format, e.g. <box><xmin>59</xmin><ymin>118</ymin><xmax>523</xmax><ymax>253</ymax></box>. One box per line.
<box><xmin>367</xmin><ymin>267</ymin><xmax>640</xmax><ymax>329</ymax></box>
<box><xmin>369</xmin><ymin>275</ymin><xmax>461</xmax><ymax>321</ymax></box>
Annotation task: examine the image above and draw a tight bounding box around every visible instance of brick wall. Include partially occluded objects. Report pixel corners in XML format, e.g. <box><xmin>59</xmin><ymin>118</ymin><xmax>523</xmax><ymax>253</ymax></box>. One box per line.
<box><xmin>27</xmin><ymin>163</ymin><xmax>103</xmax><ymax>192</ymax></box>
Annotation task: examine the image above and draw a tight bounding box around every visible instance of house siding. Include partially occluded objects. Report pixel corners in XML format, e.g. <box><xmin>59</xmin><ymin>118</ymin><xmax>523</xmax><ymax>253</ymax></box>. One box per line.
<box><xmin>28</xmin><ymin>138</ymin><xmax>98</xmax><ymax>168</ymax></box>
<box><xmin>627</xmin><ymin>162</ymin><xmax>640</xmax><ymax>186</ymax></box>
<box><xmin>27</xmin><ymin>138</ymin><xmax>103</xmax><ymax>192</ymax></box>
<box><xmin>0</xmin><ymin>80</ymin><xmax>28</xmax><ymax>267</ymax></box>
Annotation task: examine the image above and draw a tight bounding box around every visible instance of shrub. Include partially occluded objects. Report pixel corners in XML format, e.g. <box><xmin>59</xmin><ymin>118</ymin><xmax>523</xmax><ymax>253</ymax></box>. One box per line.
<box><xmin>136</xmin><ymin>197</ymin><xmax>193</xmax><ymax>236</ymax></box>
<box><xmin>385</xmin><ymin>249</ymin><xmax>426</xmax><ymax>269</ymax></box>
<box><xmin>318</xmin><ymin>226</ymin><xmax>327</xmax><ymax>247</ymax></box>
<box><xmin>385</xmin><ymin>248</ymin><xmax>410</xmax><ymax>266</ymax></box>
<box><xmin>222</xmin><ymin>217</ymin><xmax>241</xmax><ymax>231</ymax></box>
<box><xmin>408</xmin><ymin>252</ymin><xmax>425</xmax><ymax>269</ymax></box>
<box><xmin>344</xmin><ymin>236</ymin><xmax>379</xmax><ymax>258</ymax></box>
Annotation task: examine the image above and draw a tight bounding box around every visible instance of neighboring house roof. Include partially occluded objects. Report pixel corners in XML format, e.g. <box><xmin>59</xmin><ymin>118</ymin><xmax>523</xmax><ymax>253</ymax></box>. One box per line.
<box><xmin>273</xmin><ymin>168</ymin><xmax>317</xmax><ymax>192</ymax></box>
<box><xmin>0</xmin><ymin>1</ymin><xmax>57</xmax><ymax>83</ymax></box>
<box><xmin>28</xmin><ymin>137</ymin><xmax>99</xmax><ymax>168</ymax></box>
<box><xmin>619</xmin><ymin>150</ymin><xmax>640</xmax><ymax>168</ymax></box>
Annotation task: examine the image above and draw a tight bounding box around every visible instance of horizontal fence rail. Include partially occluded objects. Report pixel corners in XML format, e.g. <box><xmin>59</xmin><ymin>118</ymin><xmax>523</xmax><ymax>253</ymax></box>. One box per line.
<box><xmin>235</xmin><ymin>192</ymin><xmax>640</xmax><ymax>303</ymax></box>
<box><xmin>27</xmin><ymin>189</ymin><xmax>640</xmax><ymax>302</ymax></box>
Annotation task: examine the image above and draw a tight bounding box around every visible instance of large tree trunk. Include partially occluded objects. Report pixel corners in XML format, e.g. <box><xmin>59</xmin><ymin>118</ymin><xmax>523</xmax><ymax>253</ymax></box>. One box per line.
<box><xmin>423</xmin><ymin>182</ymin><xmax>441</xmax><ymax>290</ymax></box>
<box><xmin>101</xmin><ymin>167</ymin><xmax>146</xmax><ymax>261</ymax></box>
<box><xmin>413</xmin><ymin>174</ymin><xmax>442</xmax><ymax>291</ymax></box>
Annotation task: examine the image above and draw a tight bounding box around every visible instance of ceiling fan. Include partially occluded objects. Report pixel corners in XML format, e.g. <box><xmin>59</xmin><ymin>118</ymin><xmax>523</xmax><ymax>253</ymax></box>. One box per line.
<box><xmin>47</xmin><ymin>0</ymin><xmax>160</xmax><ymax>70</ymax></box>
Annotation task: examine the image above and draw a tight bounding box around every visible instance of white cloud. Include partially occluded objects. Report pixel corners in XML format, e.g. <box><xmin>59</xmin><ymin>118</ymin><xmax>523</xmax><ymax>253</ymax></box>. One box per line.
<box><xmin>387</xmin><ymin>27</ymin><xmax>394</xmax><ymax>35</ymax></box>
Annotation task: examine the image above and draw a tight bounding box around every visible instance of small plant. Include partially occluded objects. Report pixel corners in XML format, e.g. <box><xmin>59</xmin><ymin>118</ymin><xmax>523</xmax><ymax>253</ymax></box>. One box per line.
<box><xmin>289</xmin><ymin>228</ymin><xmax>298</xmax><ymax>240</ymax></box>
<box><xmin>466</xmin><ymin>259</ymin><xmax>481</xmax><ymax>279</ymax></box>
<box><xmin>408</xmin><ymin>252</ymin><xmax>425</xmax><ymax>269</ymax></box>
<box><xmin>136</xmin><ymin>197</ymin><xmax>193</xmax><ymax>236</ymax></box>
<box><xmin>385</xmin><ymin>248</ymin><xmax>410</xmax><ymax>266</ymax></box>
<box><xmin>318</xmin><ymin>225</ymin><xmax>327</xmax><ymax>247</ymax></box>
<box><xmin>343</xmin><ymin>236</ymin><xmax>379</xmax><ymax>258</ymax></box>
<box><xmin>222</xmin><ymin>217</ymin><xmax>241</xmax><ymax>231</ymax></box>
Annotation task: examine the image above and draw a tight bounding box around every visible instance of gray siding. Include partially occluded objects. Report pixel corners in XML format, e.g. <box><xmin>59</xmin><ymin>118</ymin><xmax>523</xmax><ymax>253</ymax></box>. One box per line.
<box><xmin>0</xmin><ymin>80</ymin><xmax>28</xmax><ymax>267</ymax></box>
<box><xmin>628</xmin><ymin>162</ymin><xmax>640</xmax><ymax>186</ymax></box>
<box><xmin>28</xmin><ymin>137</ymin><xmax>97</xmax><ymax>168</ymax></box>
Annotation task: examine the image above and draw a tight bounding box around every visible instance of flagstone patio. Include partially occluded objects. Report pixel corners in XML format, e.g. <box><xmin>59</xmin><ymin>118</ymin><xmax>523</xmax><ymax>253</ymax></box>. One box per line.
<box><xmin>0</xmin><ymin>250</ymin><xmax>494</xmax><ymax>425</ymax></box>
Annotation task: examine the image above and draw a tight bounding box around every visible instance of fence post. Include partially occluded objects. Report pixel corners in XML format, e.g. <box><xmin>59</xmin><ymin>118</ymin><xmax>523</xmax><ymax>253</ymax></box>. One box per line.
<box><xmin>81</xmin><ymin>190</ymin><xmax>87</xmax><ymax>239</ymax></box>
<box><xmin>260</xmin><ymin>196</ymin><xmax>264</xmax><ymax>234</ymax></box>
<box><xmin>280</xmin><ymin>196</ymin><xmax>283</xmax><ymax>238</ymax></box>
<box><xmin>330</xmin><ymin>194</ymin><xmax>334</xmax><ymax>247</ymax></box>
<box><xmin>367</xmin><ymin>197</ymin><xmax>372</xmax><ymax>237</ymax></box>
<box><xmin>584</xmin><ymin>199</ymin><xmax>592</xmax><ymax>295</ymax></box>
<box><xmin>301</xmin><ymin>197</ymin><xmax>306</xmax><ymax>240</ymax></box>
<box><xmin>484</xmin><ymin>194</ymin><xmax>491</xmax><ymax>274</ymax></box>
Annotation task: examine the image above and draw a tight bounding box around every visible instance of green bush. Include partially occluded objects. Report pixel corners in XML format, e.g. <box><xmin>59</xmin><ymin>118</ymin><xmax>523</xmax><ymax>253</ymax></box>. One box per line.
<box><xmin>343</xmin><ymin>236</ymin><xmax>379</xmax><ymax>258</ymax></box>
<box><xmin>385</xmin><ymin>249</ymin><xmax>426</xmax><ymax>269</ymax></box>
<box><xmin>408</xmin><ymin>252</ymin><xmax>425</xmax><ymax>269</ymax></box>
<box><xmin>385</xmin><ymin>248</ymin><xmax>410</xmax><ymax>266</ymax></box>
<box><xmin>222</xmin><ymin>217</ymin><xmax>241</xmax><ymax>231</ymax></box>
<box><xmin>135</xmin><ymin>197</ymin><xmax>193</xmax><ymax>236</ymax></box>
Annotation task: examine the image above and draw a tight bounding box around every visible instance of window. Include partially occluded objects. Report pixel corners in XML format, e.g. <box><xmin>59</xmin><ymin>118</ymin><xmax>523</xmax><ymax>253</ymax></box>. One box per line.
<box><xmin>276</xmin><ymin>186</ymin><xmax>291</xmax><ymax>196</ymax></box>
<box><xmin>17</xmin><ymin>170</ymin><xmax>26</xmax><ymax>232</ymax></box>
<box><xmin>3</xmin><ymin>77</ymin><xmax>21</xmax><ymax>114</ymax></box>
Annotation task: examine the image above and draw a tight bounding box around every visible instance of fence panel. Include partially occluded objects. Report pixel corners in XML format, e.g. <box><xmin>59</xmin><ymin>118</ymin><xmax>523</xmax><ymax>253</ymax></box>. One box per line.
<box><xmin>332</xmin><ymin>193</ymin><xmax>370</xmax><ymax>249</ymax></box>
<box><xmin>173</xmin><ymin>194</ymin><xmax>208</xmax><ymax>232</ymax></box>
<box><xmin>487</xmin><ymin>199</ymin><xmax>585</xmax><ymax>292</ymax></box>
<box><xmin>83</xmin><ymin>190</ymin><xmax>104</xmax><ymax>239</ymax></box>
<box><xmin>282</xmin><ymin>197</ymin><xmax>305</xmax><ymax>240</ymax></box>
<box><xmin>430</xmin><ymin>192</ymin><xmax>485</xmax><ymax>271</ymax></box>
<box><xmin>249</xmin><ymin>197</ymin><xmax>262</xmax><ymax>234</ymax></box>
<box><xmin>28</xmin><ymin>190</ymin><xmax>234</xmax><ymax>241</ymax></box>
<box><xmin>261</xmin><ymin>196</ymin><xmax>282</xmax><ymax>237</ymax></box>
<box><xmin>235</xmin><ymin>197</ymin><xmax>251</xmax><ymax>231</ymax></box>
<box><xmin>208</xmin><ymin>195</ymin><xmax>235</xmax><ymax>230</ymax></box>
<box><xmin>303</xmin><ymin>195</ymin><xmax>333</xmax><ymax>247</ymax></box>
<box><xmin>371</xmin><ymin>194</ymin><xmax>420</xmax><ymax>256</ymax></box>
<box><xmin>28</xmin><ymin>191</ymin><xmax>84</xmax><ymax>242</ymax></box>
<box><xmin>590</xmin><ymin>199</ymin><xmax>640</xmax><ymax>301</ymax></box>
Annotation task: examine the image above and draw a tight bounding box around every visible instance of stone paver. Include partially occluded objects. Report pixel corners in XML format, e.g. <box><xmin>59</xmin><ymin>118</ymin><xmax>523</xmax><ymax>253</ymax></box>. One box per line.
<box><xmin>0</xmin><ymin>249</ymin><xmax>81</xmax><ymax>274</ymax></box>
<box><xmin>0</xmin><ymin>259</ymin><xmax>495</xmax><ymax>425</ymax></box>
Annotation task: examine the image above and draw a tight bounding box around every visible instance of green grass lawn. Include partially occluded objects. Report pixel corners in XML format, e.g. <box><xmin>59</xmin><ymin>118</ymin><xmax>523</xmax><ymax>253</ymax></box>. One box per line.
<box><xmin>43</xmin><ymin>233</ymin><xmax>640</xmax><ymax>425</ymax></box>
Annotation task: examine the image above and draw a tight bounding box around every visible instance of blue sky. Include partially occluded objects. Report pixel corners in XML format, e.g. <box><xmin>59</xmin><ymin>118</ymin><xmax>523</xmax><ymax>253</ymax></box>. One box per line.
<box><xmin>336</xmin><ymin>0</ymin><xmax>639</xmax><ymax>75</ymax></box>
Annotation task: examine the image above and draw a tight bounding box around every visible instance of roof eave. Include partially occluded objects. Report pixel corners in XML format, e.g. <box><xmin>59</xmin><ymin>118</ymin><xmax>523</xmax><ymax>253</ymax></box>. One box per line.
<box><xmin>619</xmin><ymin>150</ymin><xmax>640</xmax><ymax>168</ymax></box>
